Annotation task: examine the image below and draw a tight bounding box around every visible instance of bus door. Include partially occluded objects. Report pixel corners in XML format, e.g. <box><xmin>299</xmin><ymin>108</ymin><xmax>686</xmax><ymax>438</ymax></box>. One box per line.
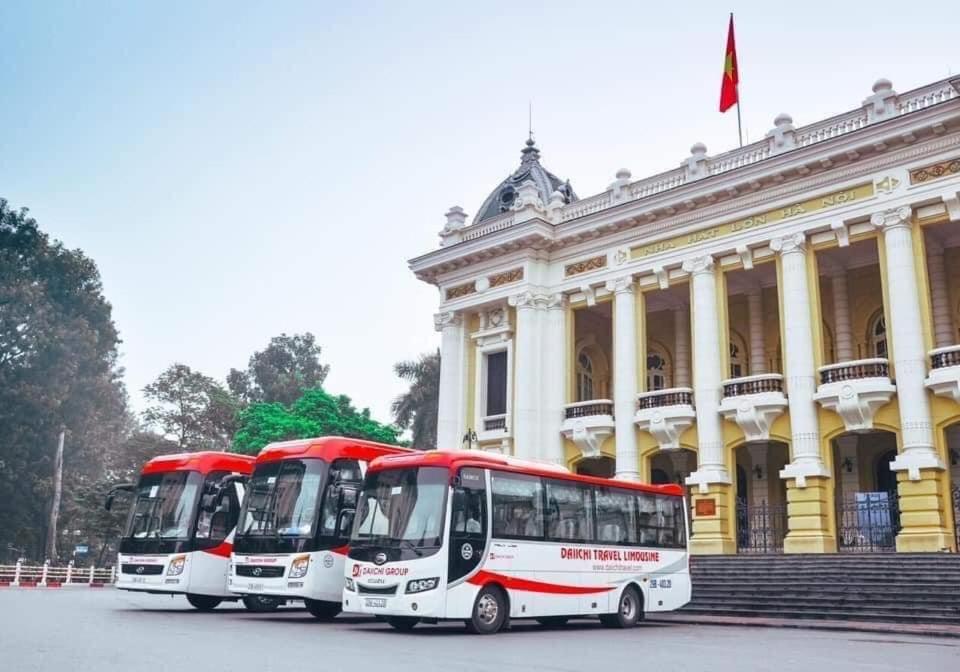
<box><xmin>448</xmin><ymin>467</ymin><xmax>487</xmax><ymax>583</ymax></box>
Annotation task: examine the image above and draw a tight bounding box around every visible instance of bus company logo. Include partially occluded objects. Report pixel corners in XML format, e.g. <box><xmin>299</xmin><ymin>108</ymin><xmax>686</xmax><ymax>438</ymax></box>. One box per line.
<box><xmin>322</xmin><ymin>554</ymin><xmax>335</xmax><ymax>569</ymax></box>
<box><xmin>251</xmin><ymin>567</ymin><xmax>263</xmax><ymax>577</ymax></box>
<box><xmin>135</xmin><ymin>566</ymin><xmax>145</xmax><ymax>574</ymax></box>
<box><xmin>460</xmin><ymin>543</ymin><xmax>473</xmax><ymax>561</ymax></box>
<box><xmin>560</xmin><ymin>548</ymin><xmax>661</xmax><ymax>563</ymax></box>
<box><xmin>355</xmin><ymin>566</ymin><xmax>409</xmax><ymax>577</ymax></box>
<box><xmin>351</xmin><ymin>565</ymin><xmax>361</xmax><ymax>578</ymax></box>
<box><xmin>374</xmin><ymin>552</ymin><xmax>388</xmax><ymax>565</ymax></box>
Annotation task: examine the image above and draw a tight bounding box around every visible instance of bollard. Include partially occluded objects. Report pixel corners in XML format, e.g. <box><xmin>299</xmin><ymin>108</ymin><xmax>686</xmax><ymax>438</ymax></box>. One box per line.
<box><xmin>88</xmin><ymin>564</ymin><xmax>95</xmax><ymax>586</ymax></box>
<box><xmin>12</xmin><ymin>559</ymin><xmax>22</xmax><ymax>587</ymax></box>
<box><xmin>39</xmin><ymin>560</ymin><xmax>49</xmax><ymax>587</ymax></box>
<box><xmin>65</xmin><ymin>561</ymin><xmax>73</xmax><ymax>585</ymax></box>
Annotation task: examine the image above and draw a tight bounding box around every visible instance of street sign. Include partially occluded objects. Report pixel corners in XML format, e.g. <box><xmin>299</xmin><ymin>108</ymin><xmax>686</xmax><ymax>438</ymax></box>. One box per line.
<box><xmin>74</xmin><ymin>544</ymin><xmax>89</xmax><ymax>554</ymax></box>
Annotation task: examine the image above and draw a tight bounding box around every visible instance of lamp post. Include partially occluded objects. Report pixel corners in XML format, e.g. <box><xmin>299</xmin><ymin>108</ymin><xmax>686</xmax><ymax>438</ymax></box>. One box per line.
<box><xmin>461</xmin><ymin>429</ymin><xmax>478</xmax><ymax>451</ymax></box>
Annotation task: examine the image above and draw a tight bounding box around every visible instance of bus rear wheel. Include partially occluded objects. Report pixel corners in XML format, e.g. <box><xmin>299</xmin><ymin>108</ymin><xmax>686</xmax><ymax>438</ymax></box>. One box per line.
<box><xmin>535</xmin><ymin>616</ymin><xmax>569</xmax><ymax>628</ymax></box>
<box><xmin>242</xmin><ymin>595</ymin><xmax>281</xmax><ymax>612</ymax></box>
<box><xmin>386</xmin><ymin>616</ymin><xmax>420</xmax><ymax>631</ymax></box>
<box><xmin>600</xmin><ymin>586</ymin><xmax>642</xmax><ymax>629</ymax></box>
<box><xmin>304</xmin><ymin>598</ymin><xmax>341</xmax><ymax>621</ymax></box>
<box><xmin>186</xmin><ymin>594</ymin><xmax>222</xmax><ymax>611</ymax></box>
<box><xmin>466</xmin><ymin>585</ymin><xmax>507</xmax><ymax>634</ymax></box>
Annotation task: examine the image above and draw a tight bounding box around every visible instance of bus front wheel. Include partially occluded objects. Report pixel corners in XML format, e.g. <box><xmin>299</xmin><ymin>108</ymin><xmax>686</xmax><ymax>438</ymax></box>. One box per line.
<box><xmin>304</xmin><ymin>599</ymin><xmax>341</xmax><ymax>621</ymax></box>
<box><xmin>466</xmin><ymin>585</ymin><xmax>507</xmax><ymax>634</ymax></box>
<box><xmin>186</xmin><ymin>594</ymin><xmax>222</xmax><ymax>611</ymax></box>
<box><xmin>242</xmin><ymin>595</ymin><xmax>281</xmax><ymax>612</ymax></box>
<box><xmin>386</xmin><ymin>616</ymin><xmax>419</xmax><ymax>631</ymax></box>
<box><xmin>600</xmin><ymin>585</ymin><xmax>642</xmax><ymax>629</ymax></box>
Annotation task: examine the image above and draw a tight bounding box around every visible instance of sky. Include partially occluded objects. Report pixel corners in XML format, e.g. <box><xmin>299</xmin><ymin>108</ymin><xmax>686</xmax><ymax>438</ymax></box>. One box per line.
<box><xmin>2</xmin><ymin>1</ymin><xmax>958</xmax><ymax>426</ymax></box>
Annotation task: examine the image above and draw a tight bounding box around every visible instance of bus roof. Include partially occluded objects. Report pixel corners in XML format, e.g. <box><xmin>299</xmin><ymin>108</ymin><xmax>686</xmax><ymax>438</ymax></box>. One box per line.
<box><xmin>255</xmin><ymin>436</ymin><xmax>411</xmax><ymax>465</ymax></box>
<box><xmin>367</xmin><ymin>450</ymin><xmax>684</xmax><ymax>496</ymax></box>
<box><xmin>141</xmin><ymin>451</ymin><xmax>255</xmax><ymax>476</ymax></box>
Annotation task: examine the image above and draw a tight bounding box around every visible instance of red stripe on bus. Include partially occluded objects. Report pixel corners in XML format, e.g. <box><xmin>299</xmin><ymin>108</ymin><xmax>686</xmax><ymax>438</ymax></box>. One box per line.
<box><xmin>466</xmin><ymin>570</ymin><xmax>616</xmax><ymax>595</ymax></box>
<box><xmin>201</xmin><ymin>541</ymin><xmax>233</xmax><ymax>558</ymax></box>
<box><xmin>330</xmin><ymin>545</ymin><xmax>349</xmax><ymax>556</ymax></box>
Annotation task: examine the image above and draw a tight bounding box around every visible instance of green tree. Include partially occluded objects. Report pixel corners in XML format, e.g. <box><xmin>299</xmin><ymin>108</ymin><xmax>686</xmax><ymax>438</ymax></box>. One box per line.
<box><xmin>143</xmin><ymin>364</ymin><xmax>238</xmax><ymax>451</ymax></box>
<box><xmin>392</xmin><ymin>350</ymin><xmax>440</xmax><ymax>449</ymax></box>
<box><xmin>228</xmin><ymin>332</ymin><xmax>329</xmax><ymax>406</ymax></box>
<box><xmin>0</xmin><ymin>200</ymin><xmax>128</xmax><ymax>560</ymax></box>
<box><xmin>233</xmin><ymin>388</ymin><xmax>400</xmax><ymax>455</ymax></box>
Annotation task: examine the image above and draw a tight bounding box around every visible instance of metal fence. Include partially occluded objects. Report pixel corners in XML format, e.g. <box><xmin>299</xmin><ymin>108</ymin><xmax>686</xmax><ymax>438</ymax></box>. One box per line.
<box><xmin>736</xmin><ymin>500</ymin><xmax>787</xmax><ymax>554</ymax></box>
<box><xmin>0</xmin><ymin>560</ymin><xmax>116</xmax><ymax>587</ymax></box>
<box><xmin>837</xmin><ymin>492</ymin><xmax>900</xmax><ymax>553</ymax></box>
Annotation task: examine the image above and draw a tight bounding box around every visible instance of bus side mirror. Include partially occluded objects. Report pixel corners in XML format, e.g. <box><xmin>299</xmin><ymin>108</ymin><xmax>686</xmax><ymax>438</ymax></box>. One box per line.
<box><xmin>104</xmin><ymin>483</ymin><xmax>135</xmax><ymax>511</ymax></box>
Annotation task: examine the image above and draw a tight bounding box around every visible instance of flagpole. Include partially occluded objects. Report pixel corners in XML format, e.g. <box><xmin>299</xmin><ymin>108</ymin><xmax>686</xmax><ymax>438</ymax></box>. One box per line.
<box><xmin>736</xmin><ymin>91</ymin><xmax>743</xmax><ymax>148</ymax></box>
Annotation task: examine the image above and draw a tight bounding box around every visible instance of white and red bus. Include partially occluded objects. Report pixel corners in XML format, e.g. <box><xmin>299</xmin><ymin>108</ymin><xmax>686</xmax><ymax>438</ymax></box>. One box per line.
<box><xmin>343</xmin><ymin>450</ymin><xmax>690</xmax><ymax>634</ymax></box>
<box><xmin>229</xmin><ymin>437</ymin><xmax>410</xmax><ymax>619</ymax></box>
<box><xmin>107</xmin><ymin>451</ymin><xmax>271</xmax><ymax>611</ymax></box>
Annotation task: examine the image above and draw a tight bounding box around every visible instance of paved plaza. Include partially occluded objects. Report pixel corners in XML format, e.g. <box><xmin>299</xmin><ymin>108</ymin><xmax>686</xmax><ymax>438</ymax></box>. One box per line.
<box><xmin>1</xmin><ymin>589</ymin><xmax>957</xmax><ymax>671</ymax></box>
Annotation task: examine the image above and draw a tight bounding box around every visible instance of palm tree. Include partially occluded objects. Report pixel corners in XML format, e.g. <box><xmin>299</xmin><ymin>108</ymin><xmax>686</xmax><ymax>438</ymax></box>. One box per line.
<box><xmin>392</xmin><ymin>350</ymin><xmax>440</xmax><ymax>449</ymax></box>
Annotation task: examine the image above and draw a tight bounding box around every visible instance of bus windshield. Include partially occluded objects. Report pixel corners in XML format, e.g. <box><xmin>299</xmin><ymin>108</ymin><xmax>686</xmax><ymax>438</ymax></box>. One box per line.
<box><xmin>351</xmin><ymin>467</ymin><xmax>448</xmax><ymax>549</ymax></box>
<box><xmin>124</xmin><ymin>471</ymin><xmax>202</xmax><ymax>540</ymax></box>
<box><xmin>239</xmin><ymin>459</ymin><xmax>327</xmax><ymax>538</ymax></box>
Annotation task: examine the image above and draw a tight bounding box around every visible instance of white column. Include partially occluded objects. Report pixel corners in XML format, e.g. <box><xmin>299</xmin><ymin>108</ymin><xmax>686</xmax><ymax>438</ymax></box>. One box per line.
<box><xmin>435</xmin><ymin>312</ymin><xmax>465</xmax><ymax>451</ymax></box>
<box><xmin>509</xmin><ymin>292</ymin><xmax>543</xmax><ymax>460</ymax></box>
<box><xmin>747</xmin><ymin>287</ymin><xmax>766</xmax><ymax>375</ymax></box>
<box><xmin>541</xmin><ymin>294</ymin><xmax>568</xmax><ymax>465</ymax></box>
<box><xmin>871</xmin><ymin>207</ymin><xmax>944</xmax><ymax>475</ymax></box>
<box><xmin>771</xmin><ymin>234</ymin><xmax>829</xmax><ymax>484</ymax></box>
<box><xmin>673</xmin><ymin>305</ymin><xmax>691</xmax><ymax>387</ymax></box>
<box><xmin>831</xmin><ymin>270</ymin><xmax>854</xmax><ymax>361</ymax></box>
<box><xmin>681</xmin><ymin>256</ymin><xmax>730</xmax><ymax>490</ymax></box>
<box><xmin>926</xmin><ymin>243</ymin><xmax>954</xmax><ymax>348</ymax></box>
<box><xmin>607</xmin><ymin>276</ymin><xmax>639</xmax><ymax>480</ymax></box>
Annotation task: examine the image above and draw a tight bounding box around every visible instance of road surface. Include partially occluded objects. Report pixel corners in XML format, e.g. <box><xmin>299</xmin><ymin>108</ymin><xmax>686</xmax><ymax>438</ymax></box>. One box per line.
<box><xmin>1</xmin><ymin>589</ymin><xmax>956</xmax><ymax>671</ymax></box>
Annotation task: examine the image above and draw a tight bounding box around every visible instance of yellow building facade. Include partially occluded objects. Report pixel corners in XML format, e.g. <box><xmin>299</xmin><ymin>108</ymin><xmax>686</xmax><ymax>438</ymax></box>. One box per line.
<box><xmin>413</xmin><ymin>77</ymin><xmax>960</xmax><ymax>554</ymax></box>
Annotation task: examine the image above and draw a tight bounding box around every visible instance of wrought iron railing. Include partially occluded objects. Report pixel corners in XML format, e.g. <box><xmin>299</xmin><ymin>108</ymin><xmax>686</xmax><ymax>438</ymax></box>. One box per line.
<box><xmin>722</xmin><ymin>374</ymin><xmax>785</xmax><ymax>398</ymax></box>
<box><xmin>637</xmin><ymin>387</ymin><xmax>694</xmax><ymax>410</ymax></box>
<box><xmin>930</xmin><ymin>345</ymin><xmax>960</xmax><ymax>370</ymax></box>
<box><xmin>563</xmin><ymin>400</ymin><xmax>614</xmax><ymax>419</ymax></box>
<box><xmin>819</xmin><ymin>358</ymin><xmax>890</xmax><ymax>385</ymax></box>
<box><xmin>953</xmin><ymin>485</ymin><xmax>960</xmax><ymax>552</ymax></box>
<box><xmin>735</xmin><ymin>499</ymin><xmax>787</xmax><ymax>554</ymax></box>
<box><xmin>482</xmin><ymin>414</ymin><xmax>507</xmax><ymax>431</ymax></box>
<box><xmin>837</xmin><ymin>492</ymin><xmax>900</xmax><ymax>553</ymax></box>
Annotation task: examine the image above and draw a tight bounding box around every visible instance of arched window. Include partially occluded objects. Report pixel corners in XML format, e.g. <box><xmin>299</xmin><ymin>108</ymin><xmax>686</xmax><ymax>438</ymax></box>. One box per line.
<box><xmin>646</xmin><ymin>349</ymin><xmax>669</xmax><ymax>391</ymax></box>
<box><xmin>868</xmin><ymin>312</ymin><xmax>887</xmax><ymax>359</ymax></box>
<box><xmin>729</xmin><ymin>341</ymin><xmax>745</xmax><ymax>378</ymax></box>
<box><xmin>576</xmin><ymin>351</ymin><xmax>594</xmax><ymax>401</ymax></box>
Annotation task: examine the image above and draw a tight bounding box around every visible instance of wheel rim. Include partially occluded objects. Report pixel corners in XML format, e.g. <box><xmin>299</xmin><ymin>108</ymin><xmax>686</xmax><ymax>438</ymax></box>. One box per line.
<box><xmin>476</xmin><ymin>593</ymin><xmax>499</xmax><ymax>625</ymax></box>
<box><xmin>620</xmin><ymin>592</ymin><xmax>636</xmax><ymax>621</ymax></box>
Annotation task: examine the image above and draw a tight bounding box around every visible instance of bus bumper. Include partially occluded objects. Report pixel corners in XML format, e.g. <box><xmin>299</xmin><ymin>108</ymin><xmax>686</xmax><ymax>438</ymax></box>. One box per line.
<box><xmin>342</xmin><ymin>585</ymin><xmax>446</xmax><ymax>619</ymax></box>
<box><xmin>229</xmin><ymin>552</ymin><xmax>342</xmax><ymax>602</ymax></box>
<box><xmin>116</xmin><ymin>553</ymin><xmax>190</xmax><ymax>594</ymax></box>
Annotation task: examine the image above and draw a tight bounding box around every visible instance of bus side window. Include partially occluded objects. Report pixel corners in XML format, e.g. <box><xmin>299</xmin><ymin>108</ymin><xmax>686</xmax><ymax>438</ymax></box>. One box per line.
<box><xmin>321</xmin><ymin>459</ymin><xmax>362</xmax><ymax>540</ymax></box>
<box><xmin>490</xmin><ymin>472</ymin><xmax>544</xmax><ymax>540</ymax></box>
<box><xmin>452</xmin><ymin>473</ymin><xmax>486</xmax><ymax>537</ymax></box>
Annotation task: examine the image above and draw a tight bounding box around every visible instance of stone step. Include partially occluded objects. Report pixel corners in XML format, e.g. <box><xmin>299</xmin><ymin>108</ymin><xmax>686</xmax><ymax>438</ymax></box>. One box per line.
<box><xmin>692</xmin><ymin>584</ymin><xmax>960</xmax><ymax>597</ymax></box>
<box><xmin>679</xmin><ymin>605</ymin><xmax>960</xmax><ymax>624</ymax></box>
<box><xmin>684</xmin><ymin>598</ymin><xmax>960</xmax><ymax>615</ymax></box>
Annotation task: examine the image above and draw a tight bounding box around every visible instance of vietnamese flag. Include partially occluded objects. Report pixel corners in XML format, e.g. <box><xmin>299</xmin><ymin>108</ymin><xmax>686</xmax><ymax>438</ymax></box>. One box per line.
<box><xmin>719</xmin><ymin>14</ymin><xmax>739</xmax><ymax>112</ymax></box>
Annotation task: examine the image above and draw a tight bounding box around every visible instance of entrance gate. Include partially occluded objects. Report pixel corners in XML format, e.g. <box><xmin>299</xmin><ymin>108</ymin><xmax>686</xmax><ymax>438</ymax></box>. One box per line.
<box><xmin>735</xmin><ymin>500</ymin><xmax>787</xmax><ymax>553</ymax></box>
<box><xmin>837</xmin><ymin>491</ymin><xmax>899</xmax><ymax>552</ymax></box>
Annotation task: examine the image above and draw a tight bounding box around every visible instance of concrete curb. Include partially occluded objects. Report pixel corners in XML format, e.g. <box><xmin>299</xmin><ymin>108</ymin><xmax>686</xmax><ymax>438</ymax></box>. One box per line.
<box><xmin>646</xmin><ymin>614</ymin><xmax>960</xmax><ymax>639</ymax></box>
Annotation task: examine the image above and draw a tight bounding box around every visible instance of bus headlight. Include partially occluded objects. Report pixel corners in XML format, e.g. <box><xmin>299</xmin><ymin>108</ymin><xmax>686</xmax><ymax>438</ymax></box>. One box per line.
<box><xmin>289</xmin><ymin>555</ymin><xmax>310</xmax><ymax>579</ymax></box>
<box><xmin>405</xmin><ymin>577</ymin><xmax>439</xmax><ymax>594</ymax></box>
<box><xmin>344</xmin><ymin>577</ymin><xmax>356</xmax><ymax>592</ymax></box>
<box><xmin>166</xmin><ymin>556</ymin><xmax>186</xmax><ymax>576</ymax></box>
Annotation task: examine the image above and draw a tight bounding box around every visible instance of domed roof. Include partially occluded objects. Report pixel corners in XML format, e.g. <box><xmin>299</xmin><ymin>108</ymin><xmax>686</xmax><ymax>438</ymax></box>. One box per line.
<box><xmin>473</xmin><ymin>139</ymin><xmax>577</xmax><ymax>225</ymax></box>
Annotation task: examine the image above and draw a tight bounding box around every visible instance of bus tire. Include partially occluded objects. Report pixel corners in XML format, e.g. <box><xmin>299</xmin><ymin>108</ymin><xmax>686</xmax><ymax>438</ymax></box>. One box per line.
<box><xmin>600</xmin><ymin>585</ymin><xmax>642</xmax><ymax>629</ymax></box>
<box><xmin>242</xmin><ymin>595</ymin><xmax>281</xmax><ymax>612</ymax></box>
<box><xmin>535</xmin><ymin>616</ymin><xmax>569</xmax><ymax>628</ymax></box>
<box><xmin>466</xmin><ymin>585</ymin><xmax>507</xmax><ymax>635</ymax></box>
<box><xmin>386</xmin><ymin>616</ymin><xmax>420</xmax><ymax>631</ymax></box>
<box><xmin>186</xmin><ymin>594</ymin><xmax>222</xmax><ymax>611</ymax></box>
<box><xmin>304</xmin><ymin>598</ymin><xmax>341</xmax><ymax>621</ymax></box>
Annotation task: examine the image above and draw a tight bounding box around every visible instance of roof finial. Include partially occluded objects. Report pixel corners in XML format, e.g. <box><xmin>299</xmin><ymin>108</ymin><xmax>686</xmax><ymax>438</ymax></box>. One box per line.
<box><xmin>528</xmin><ymin>100</ymin><xmax>533</xmax><ymax>144</ymax></box>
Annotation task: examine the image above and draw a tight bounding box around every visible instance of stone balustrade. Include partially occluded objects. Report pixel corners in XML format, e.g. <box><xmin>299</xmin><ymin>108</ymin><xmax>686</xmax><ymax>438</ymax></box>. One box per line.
<box><xmin>819</xmin><ymin>358</ymin><xmax>890</xmax><ymax>385</ymax></box>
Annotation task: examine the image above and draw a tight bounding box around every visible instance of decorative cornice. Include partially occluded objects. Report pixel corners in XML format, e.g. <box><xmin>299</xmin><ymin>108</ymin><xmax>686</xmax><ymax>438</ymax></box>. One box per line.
<box><xmin>910</xmin><ymin>156</ymin><xmax>960</xmax><ymax>184</ymax></box>
<box><xmin>681</xmin><ymin>255</ymin><xmax>715</xmax><ymax>275</ymax></box>
<box><xmin>565</xmin><ymin>254</ymin><xmax>607</xmax><ymax>277</ymax></box>
<box><xmin>445</xmin><ymin>281</ymin><xmax>477</xmax><ymax>300</ymax></box>
<box><xmin>488</xmin><ymin>267</ymin><xmax>524</xmax><ymax>287</ymax></box>
<box><xmin>434</xmin><ymin>311</ymin><xmax>462</xmax><ymax>331</ymax></box>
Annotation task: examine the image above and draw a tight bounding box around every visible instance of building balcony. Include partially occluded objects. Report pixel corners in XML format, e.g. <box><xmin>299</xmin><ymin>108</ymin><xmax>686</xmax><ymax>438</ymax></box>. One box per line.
<box><xmin>925</xmin><ymin>345</ymin><xmax>960</xmax><ymax>403</ymax></box>
<box><xmin>718</xmin><ymin>374</ymin><xmax>788</xmax><ymax>442</ymax></box>
<box><xmin>482</xmin><ymin>414</ymin><xmax>508</xmax><ymax>432</ymax></box>
<box><xmin>634</xmin><ymin>387</ymin><xmax>696</xmax><ymax>451</ymax></box>
<box><xmin>814</xmin><ymin>358</ymin><xmax>895</xmax><ymax>432</ymax></box>
<box><xmin>561</xmin><ymin>400</ymin><xmax>614</xmax><ymax>459</ymax></box>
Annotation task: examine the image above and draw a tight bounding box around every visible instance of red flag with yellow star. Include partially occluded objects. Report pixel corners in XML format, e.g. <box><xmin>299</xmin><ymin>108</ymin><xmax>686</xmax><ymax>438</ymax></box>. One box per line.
<box><xmin>719</xmin><ymin>14</ymin><xmax>739</xmax><ymax>112</ymax></box>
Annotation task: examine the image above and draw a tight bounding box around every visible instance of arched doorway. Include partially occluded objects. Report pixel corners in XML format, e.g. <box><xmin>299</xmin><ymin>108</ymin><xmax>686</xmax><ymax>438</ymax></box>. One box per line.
<box><xmin>944</xmin><ymin>424</ymin><xmax>960</xmax><ymax>551</ymax></box>
<box><xmin>576</xmin><ymin>455</ymin><xmax>615</xmax><ymax>478</ymax></box>
<box><xmin>833</xmin><ymin>430</ymin><xmax>900</xmax><ymax>552</ymax></box>
<box><xmin>648</xmin><ymin>449</ymin><xmax>696</xmax><ymax>487</ymax></box>
<box><xmin>734</xmin><ymin>442</ymin><xmax>789</xmax><ymax>553</ymax></box>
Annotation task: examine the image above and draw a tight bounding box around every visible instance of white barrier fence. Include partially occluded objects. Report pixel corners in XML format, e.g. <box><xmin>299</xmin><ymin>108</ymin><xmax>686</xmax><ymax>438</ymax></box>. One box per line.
<box><xmin>0</xmin><ymin>560</ymin><xmax>116</xmax><ymax>587</ymax></box>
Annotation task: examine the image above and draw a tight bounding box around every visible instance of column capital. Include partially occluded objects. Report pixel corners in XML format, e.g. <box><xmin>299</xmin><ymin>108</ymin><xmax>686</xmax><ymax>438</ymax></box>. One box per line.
<box><xmin>870</xmin><ymin>206</ymin><xmax>912</xmax><ymax>231</ymax></box>
<box><xmin>433</xmin><ymin>311</ymin><xmax>462</xmax><ymax>331</ymax></box>
<box><xmin>544</xmin><ymin>293</ymin><xmax>568</xmax><ymax>310</ymax></box>
<box><xmin>681</xmin><ymin>254</ymin><xmax>715</xmax><ymax>275</ymax></box>
<box><xmin>508</xmin><ymin>290</ymin><xmax>553</xmax><ymax>309</ymax></box>
<box><xmin>769</xmin><ymin>232</ymin><xmax>807</xmax><ymax>256</ymax></box>
<box><xmin>604</xmin><ymin>276</ymin><xmax>635</xmax><ymax>295</ymax></box>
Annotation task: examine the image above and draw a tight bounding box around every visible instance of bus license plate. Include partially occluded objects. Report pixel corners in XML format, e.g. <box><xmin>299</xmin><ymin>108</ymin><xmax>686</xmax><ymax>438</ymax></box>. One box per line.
<box><xmin>132</xmin><ymin>577</ymin><xmax>146</xmax><ymax>584</ymax></box>
<box><xmin>364</xmin><ymin>598</ymin><xmax>387</xmax><ymax>608</ymax></box>
<box><xmin>247</xmin><ymin>583</ymin><xmax>264</xmax><ymax>592</ymax></box>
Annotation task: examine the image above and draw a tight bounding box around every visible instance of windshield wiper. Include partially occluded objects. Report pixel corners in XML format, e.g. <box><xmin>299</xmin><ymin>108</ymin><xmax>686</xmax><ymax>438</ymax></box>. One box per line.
<box><xmin>399</xmin><ymin>539</ymin><xmax>424</xmax><ymax>557</ymax></box>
